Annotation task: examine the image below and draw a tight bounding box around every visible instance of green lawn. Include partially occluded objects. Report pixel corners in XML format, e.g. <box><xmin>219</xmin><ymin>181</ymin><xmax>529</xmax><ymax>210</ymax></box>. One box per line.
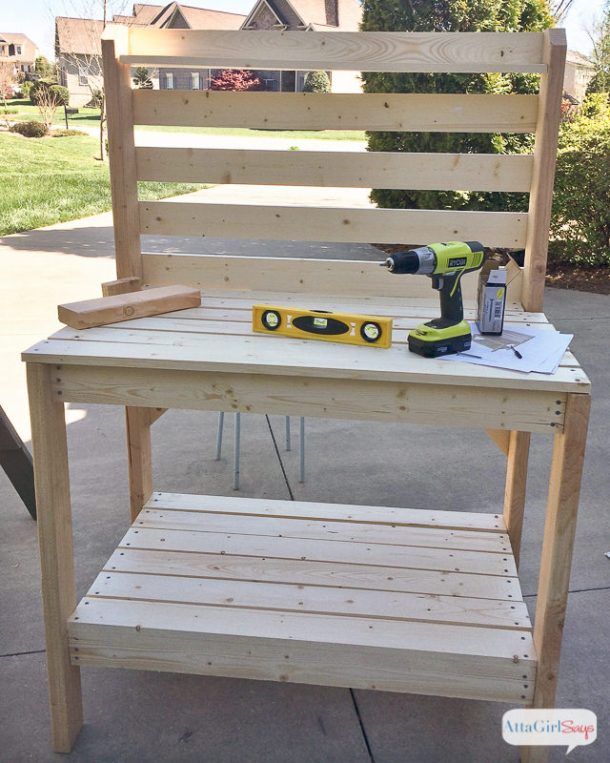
<box><xmin>0</xmin><ymin>132</ymin><xmax>202</xmax><ymax>236</ymax></box>
<box><xmin>2</xmin><ymin>99</ymin><xmax>366</xmax><ymax>141</ymax></box>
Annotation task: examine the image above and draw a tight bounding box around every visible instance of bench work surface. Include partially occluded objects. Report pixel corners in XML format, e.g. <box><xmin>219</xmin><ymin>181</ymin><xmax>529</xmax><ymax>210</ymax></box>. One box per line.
<box><xmin>23</xmin><ymin>288</ymin><xmax>589</xmax><ymax>395</ymax></box>
<box><xmin>68</xmin><ymin>491</ymin><xmax>535</xmax><ymax>704</ymax></box>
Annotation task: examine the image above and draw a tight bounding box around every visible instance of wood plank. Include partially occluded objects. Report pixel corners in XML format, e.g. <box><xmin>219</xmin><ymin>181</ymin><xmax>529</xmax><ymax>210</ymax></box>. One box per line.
<box><xmin>50</xmin><ymin>364</ymin><xmax>571</xmax><ymax>432</ymax></box>
<box><xmin>522</xmin><ymin>29</ymin><xmax>567</xmax><ymax>312</ymax></box>
<box><xmin>135</xmin><ymin>147</ymin><xmax>534</xmax><ymax>193</ymax></box>
<box><xmin>26</xmin><ymin>364</ymin><xmax>82</xmax><ymax>752</ymax></box>
<box><xmin>136</xmin><ymin>508</ymin><xmax>511</xmax><ymax>553</ymax></box>
<box><xmin>120</xmin><ymin>526</ymin><xmax>516</xmax><ymax>576</ymax></box>
<box><xmin>28</xmin><ymin>329</ymin><xmax>589</xmax><ymax>395</ymax></box>
<box><xmin>147</xmin><ymin>491</ymin><xmax>507</xmax><ymax>533</ymax></box>
<box><xmin>125</xmin><ymin>407</ymin><xmax>153</xmax><ymax>521</ymax></box>
<box><xmin>57</xmin><ymin>285</ymin><xmax>201</xmax><ymax>330</ymax></box>
<box><xmin>68</xmin><ymin>599</ymin><xmax>536</xmax><ymax>703</ymax></box>
<box><xmin>101</xmin><ymin>277</ymin><xmax>142</xmax><ymax>297</ymax></box>
<box><xmin>124</xmin><ymin>29</ymin><xmax>546</xmax><ymax>73</ymax></box>
<box><xmin>486</xmin><ymin>429</ymin><xmax>511</xmax><ymax>455</ymax></box>
<box><xmin>132</xmin><ymin>91</ymin><xmax>539</xmax><ymax>133</ymax></box>
<box><xmin>529</xmin><ymin>394</ymin><xmax>589</xmax><ymax>710</ymax></box>
<box><xmin>105</xmin><ymin>547</ymin><xmax>519</xmax><ymax>601</ymax></box>
<box><xmin>503</xmin><ymin>431</ymin><xmax>531</xmax><ymax>568</ymax></box>
<box><xmin>142</xmin><ymin>254</ymin><xmax>484</xmax><ymax>302</ymax></box>
<box><xmin>0</xmin><ymin>404</ymin><xmax>36</xmax><ymax>519</ymax></box>
<box><xmin>101</xmin><ymin>28</ymin><xmax>141</xmax><ymax>280</ymax></box>
<box><xmin>139</xmin><ymin>202</ymin><xmax>528</xmax><ymax>249</ymax></box>
<box><xmin>88</xmin><ymin>571</ymin><xmax>530</xmax><ymax>630</ymax></box>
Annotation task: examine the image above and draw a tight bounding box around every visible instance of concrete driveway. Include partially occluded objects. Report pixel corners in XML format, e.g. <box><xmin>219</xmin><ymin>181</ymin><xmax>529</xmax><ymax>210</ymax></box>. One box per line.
<box><xmin>1</xmin><ymin>212</ymin><xmax>609</xmax><ymax>761</ymax></box>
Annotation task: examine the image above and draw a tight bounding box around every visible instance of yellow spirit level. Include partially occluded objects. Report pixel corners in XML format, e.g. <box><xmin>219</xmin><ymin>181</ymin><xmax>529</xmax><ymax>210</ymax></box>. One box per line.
<box><xmin>252</xmin><ymin>304</ymin><xmax>393</xmax><ymax>349</ymax></box>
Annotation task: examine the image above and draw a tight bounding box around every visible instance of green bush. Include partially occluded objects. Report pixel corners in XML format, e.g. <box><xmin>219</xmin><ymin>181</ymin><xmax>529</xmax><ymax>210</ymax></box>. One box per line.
<box><xmin>9</xmin><ymin>120</ymin><xmax>48</xmax><ymax>138</ymax></box>
<box><xmin>52</xmin><ymin>128</ymin><xmax>87</xmax><ymax>137</ymax></box>
<box><xmin>303</xmin><ymin>70</ymin><xmax>331</xmax><ymax>93</ymax></box>
<box><xmin>550</xmin><ymin>94</ymin><xmax>610</xmax><ymax>266</ymax></box>
<box><xmin>29</xmin><ymin>79</ymin><xmax>54</xmax><ymax>105</ymax></box>
<box><xmin>361</xmin><ymin>0</ymin><xmax>552</xmax><ymax>214</ymax></box>
<box><xmin>49</xmin><ymin>84</ymin><xmax>70</xmax><ymax>106</ymax></box>
<box><xmin>20</xmin><ymin>80</ymin><xmax>32</xmax><ymax>97</ymax></box>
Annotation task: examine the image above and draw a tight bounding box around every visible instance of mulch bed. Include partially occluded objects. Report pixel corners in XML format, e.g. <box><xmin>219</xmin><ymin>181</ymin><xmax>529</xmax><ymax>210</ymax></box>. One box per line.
<box><xmin>545</xmin><ymin>263</ymin><xmax>610</xmax><ymax>295</ymax></box>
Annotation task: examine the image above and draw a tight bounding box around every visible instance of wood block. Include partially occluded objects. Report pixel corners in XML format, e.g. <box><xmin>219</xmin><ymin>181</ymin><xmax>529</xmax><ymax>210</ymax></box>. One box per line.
<box><xmin>101</xmin><ymin>277</ymin><xmax>142</xmax><ymax>297</ymax></box>
<box><xmin>58</xmin><ymin>285</ymin><xmax>201</xmax><ymax>330</ymax></box>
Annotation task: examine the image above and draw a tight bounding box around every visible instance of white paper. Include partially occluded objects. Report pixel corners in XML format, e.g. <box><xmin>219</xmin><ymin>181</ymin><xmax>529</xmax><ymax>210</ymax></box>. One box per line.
<box><xmin>440</xmin><ymin>323</ymin><xmax>573</xmax><ymax>374</ymax></box>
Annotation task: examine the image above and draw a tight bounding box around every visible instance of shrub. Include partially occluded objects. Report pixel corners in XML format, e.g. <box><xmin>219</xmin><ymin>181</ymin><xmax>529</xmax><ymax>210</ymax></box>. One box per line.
<box><xmin>52</xmin><ymin>128</ymin><xmax>87</xmax><ymax>137</ymax></box>
<box><xmin>86</xmin><ymin>89</ymin><xmax>103</xmax><ymax>109</ymax></box>
<box><xmin>9</xmin><ymin>120</ymin><xmax>48</xmax><ymax>138</ymax></box>
<box><xmin>29</xmin><ymin>79</ymin><xmax>55</xmax><ymax>105</ymax></box>
<box><xmin>49</xmin><ymin>84</ymin><xmax>69</xmax><ymax>106</ymax></box>
<box><xmin>210</xmin><ymin>69</ymin><xmax>262</xmax><ymax>91</ymax></box>
<box><xmin>550</xmin><ymin>94</ymin><xmax>610</xmax><ymax>266</ymax></box>
<box><xmin>303</xmin><ymin>70</ymin><xmax>331</xmax><ymax>93</ymax></box>
<box><xmin>20</xmin><ymin>80</ymin><xmax>32</xmax><ymax>98</ymax></box>
<box><xmin>361</xmin><ymin>0</ymin><xmax>552</xmax><ymax>214</ymax></box>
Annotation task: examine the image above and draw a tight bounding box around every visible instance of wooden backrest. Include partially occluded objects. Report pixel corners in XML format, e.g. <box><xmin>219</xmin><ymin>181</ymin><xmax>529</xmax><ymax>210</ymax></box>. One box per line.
<box><xmin>101</xmin><ymin>27</ymin><xmax>566</xmax><ymax>311</ymax></box>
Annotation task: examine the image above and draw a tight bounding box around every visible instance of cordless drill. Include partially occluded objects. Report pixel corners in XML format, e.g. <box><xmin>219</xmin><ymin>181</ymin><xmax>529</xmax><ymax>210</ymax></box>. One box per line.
<box><xmin>382</xmin><ymin>241</ymin><xmax>485</xmax><ymax>357</ymax></box>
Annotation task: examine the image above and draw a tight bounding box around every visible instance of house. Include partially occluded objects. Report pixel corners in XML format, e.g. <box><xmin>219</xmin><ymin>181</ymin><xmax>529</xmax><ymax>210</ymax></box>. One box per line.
<box><xmin>564</xmin><ymin>50</ymin><xmax>595</xmax><ymax>103</ymax></box>
<box><xmin>0</xmin><ymin>33</ymin><xmax>39</xmax><ymax>78</ymax></box>
<box><xmin>56</xmin><ymin>1</ymin><xmax>363</xmax><ymax>105</ymax></box>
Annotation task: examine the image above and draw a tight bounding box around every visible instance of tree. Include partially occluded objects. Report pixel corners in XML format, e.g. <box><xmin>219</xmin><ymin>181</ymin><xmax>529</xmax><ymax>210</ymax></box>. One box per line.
<box><xmin>587</xmin><ymin>1</ymin><xmax>610</xmax><ymax>95</ymax></box>
<box><xmin>133</xmin><ymin>66</ymin><xmax>153</xmax><ymax>89</ymax></box>
<box><xmin>303</xmin><ymin>70</ymin><xmax>331</xmax><ymax>93</ymax></box>
<box><xmin>0</xmin><ymin>61</ymin><xmax>16</xmax><ymax>111</ymax></box>
<box><xmin>361</xmin><ymin>0</ymin><xmax>553</xmax><ymax>214</ymax></box>
<box><xmin>210</xmin><ymin>69</ymin><xmax>262</xmax><ymax>91</ymax></box>
<box><xmin>34</xmin><ymin>55</ymin><xmax>56</xmax><ymax>80</ymax></box>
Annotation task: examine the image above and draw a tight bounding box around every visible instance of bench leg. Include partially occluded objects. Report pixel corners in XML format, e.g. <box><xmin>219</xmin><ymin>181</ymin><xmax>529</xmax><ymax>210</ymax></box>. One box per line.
<box><xmin>521</xmin><ymin>394</ymin><xmax>590</xmax><ymax>763</ymax></box>
<box><xmin>27</xmin><ymin>364</ymin><xmax>83</xmax><ymax>752</ymax></box>
<box><xmin>503</xmin><ymin>431</ymin><xmax>531</xmax><ymax>569</ymax></box>
<box><xmin>125</xmin><ymin>406</ymin><xmax>154</xmax><ymax>520</ymax></box>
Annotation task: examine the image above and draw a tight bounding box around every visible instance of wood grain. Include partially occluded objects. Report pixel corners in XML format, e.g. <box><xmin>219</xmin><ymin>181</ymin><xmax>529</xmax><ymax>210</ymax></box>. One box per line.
<box><xmin>132</xmin><ymin>91</ymin><xmax>539</xmax><ymax>133</ymax></box>
<box><xmin>124</xmin><ymin>29</ymin><xmax>546</xmax><ymax>73</ymax></box>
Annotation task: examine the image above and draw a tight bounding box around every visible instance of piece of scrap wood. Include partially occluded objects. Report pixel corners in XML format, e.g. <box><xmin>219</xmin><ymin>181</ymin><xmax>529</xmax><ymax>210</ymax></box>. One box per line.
<box><xmin>58</xmin><ymin>285</ymin><xmax>201</xmax><ymax>329</ymax></box>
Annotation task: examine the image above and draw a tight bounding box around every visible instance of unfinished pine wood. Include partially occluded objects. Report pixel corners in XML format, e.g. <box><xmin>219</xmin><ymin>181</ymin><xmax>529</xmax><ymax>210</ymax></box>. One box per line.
<box><xmin>101</xmin><ymin>29</ymin><xmax>141</xmax><ymax>280</ymax></box>
<box><xmin>148</xmin><ymin>491</ymin><xmax>507</xmax><ymax>533</ymax></box>
<box><xmin>132</xmin><ymin>91</ymin><xmax>539</xmax><ymax>133</ymax></box>
<box><xmin>124</xmin><ymin>29</ymin><xmax>546</xmax><ymax>73</ymax></box>
<box><xmin>106</xmin><ymin>547</ymin><xmax>516</xmax><ymax>600</ymax></box>
<box><xmin>125</xmin><ymin>407</ymin><xmax>153</xmax><ymax>520</ymax></box>
<box><xmin>142</xmin><ymin>254</ymin><xmax>484</xmax><ymax>301</ymax></box>
<box><xmin>522</xmin><ymin>29</ymin><xmax>567</xmax><ymax>312</ymax></box>
<box><xmin>135</xmin><ymin>147</ymin><xmax>534</xmax><ymax>193</ymax></box>
<box><xmin>486</xmin><ymin>429</ymin><xmax>511</xmax><ymax>455</ymax></box>
<box><xmin>26</xmin><ymin>364</ymin><xmax>82</xmax><ymax>752</ymax></box>
<box><xmin>528</xmin><ymin>394</ymin><xmax>589</xmax><ymax>727</ymax></box>
<box><xmin>101</xmin><ymin>277</ymin><xmax>142</xmax><ymax>297</ymax></box>
<box><xmin>139</xmin><ymin>202</ymin><xmax>528</xmax><ymax>248</ymax></box>
<box><xmin>58</xmin><ymin>285</ymin><xmax>201</xmax><ymax>329</ymax></box>
<box><xmin>67</xmin><ymin>491</ymin><xmax>535</xmax><ymax>703</ymax></box>
<box><xmin>503</xmin><ymin>432</ymin><xmax>532</xmax><ymax>568</ymax></box>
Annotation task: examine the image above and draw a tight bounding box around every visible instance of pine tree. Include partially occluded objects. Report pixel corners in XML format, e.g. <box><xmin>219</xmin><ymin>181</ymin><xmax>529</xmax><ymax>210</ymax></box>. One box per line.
<box><xmin>303</xmin><ymin>70</ymin><xmax>331</xmax><ymax>93</ymax></box>
<box><xmin>133</xmin><ymin>67</ymin><xmax>153</xmax><ymax>90</ymax></box>
<box><xmin>361</xmin><ymin>0</ymin><xmax>553</xmax><ymax>212</ymax></box>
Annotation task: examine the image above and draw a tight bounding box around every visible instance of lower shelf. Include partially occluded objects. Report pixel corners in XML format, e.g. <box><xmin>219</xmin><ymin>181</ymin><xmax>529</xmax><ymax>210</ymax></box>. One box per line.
<box><xmin>68</xmin><ymin>492</ymin><xmax>536</xmax><ymax>703</ymax></box>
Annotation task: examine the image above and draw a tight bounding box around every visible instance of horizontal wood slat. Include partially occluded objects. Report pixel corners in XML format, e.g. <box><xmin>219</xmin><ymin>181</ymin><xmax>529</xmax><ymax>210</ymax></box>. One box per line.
<box><xmin>135</xmin><ymin>148</ymin><xmax>534</xmax><ymax>192</ymax></box>
<box><xmin>132</xmin><ymin>91</ymin><xmax>539</xmax><ymax>133</ymax></box>
<box><xmin>142</xmin><ymin>255</ymin><xmax>485</xmax><ymax>301</ymax></box>
<box><xmin>124</xmin><ymin>29</ymin><xmax>546</xmax><ymax>73</ymax></box>
<box><xmin>139</xmin><ymin>201</ymin><xmax>528</xmax><ymax>248</ymax></box>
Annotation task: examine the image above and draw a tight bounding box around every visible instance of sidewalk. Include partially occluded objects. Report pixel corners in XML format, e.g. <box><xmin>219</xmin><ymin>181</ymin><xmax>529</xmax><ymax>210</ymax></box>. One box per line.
<box><xmin>1</xmin><ymin>213</ymin><xmax>609</xmax><ymax>761</ymax></box>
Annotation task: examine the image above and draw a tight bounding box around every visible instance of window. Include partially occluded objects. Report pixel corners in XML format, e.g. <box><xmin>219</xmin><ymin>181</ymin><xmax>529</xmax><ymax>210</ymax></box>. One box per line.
<box><xmin>165</xmin><ymin>72</ymin><xmax>174</xmax><ymax>89</ymax></box>
<box><xmin>191</xmin><ymin>71</ymin><xmax>200</xmax><ymax>90</ymax></box>
<box><xmin>16</xmin><ymin>45</ymin><xmax>22</xmax><ymax>55</ymax></box>
<box><xmin>78</xmin><ymin>68</ymin><xmax>88</xmax><ymax>86</ymax></box>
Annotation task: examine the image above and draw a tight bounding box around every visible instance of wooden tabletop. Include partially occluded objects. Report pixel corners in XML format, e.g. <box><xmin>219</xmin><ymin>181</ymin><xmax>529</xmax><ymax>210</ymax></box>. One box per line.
<box><xmin>23</xmin><ymin>290</ymin><xmax>590</xmax><ymax>394</ymax></box>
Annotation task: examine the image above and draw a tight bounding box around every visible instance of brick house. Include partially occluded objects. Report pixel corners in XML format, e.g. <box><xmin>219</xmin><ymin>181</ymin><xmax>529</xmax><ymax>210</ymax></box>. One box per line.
<box><xmin>56</xmin><ymin>1</ymin><xmax>362</xmax><ymax>105</ymax></box>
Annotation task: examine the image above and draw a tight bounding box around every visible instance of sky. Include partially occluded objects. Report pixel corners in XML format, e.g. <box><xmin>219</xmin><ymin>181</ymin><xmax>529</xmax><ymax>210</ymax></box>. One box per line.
<box><xmin>0</xmin><ymin>0</ymin><xmax>605</xmax><ymax>61</ymax></box>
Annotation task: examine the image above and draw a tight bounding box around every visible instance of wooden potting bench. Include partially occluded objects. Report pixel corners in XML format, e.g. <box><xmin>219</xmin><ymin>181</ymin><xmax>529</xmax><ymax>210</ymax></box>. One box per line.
<box><xmin>24</xmin><ymin>27</ymin><xmax>590</xmax><ymax>761</ymax></box>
